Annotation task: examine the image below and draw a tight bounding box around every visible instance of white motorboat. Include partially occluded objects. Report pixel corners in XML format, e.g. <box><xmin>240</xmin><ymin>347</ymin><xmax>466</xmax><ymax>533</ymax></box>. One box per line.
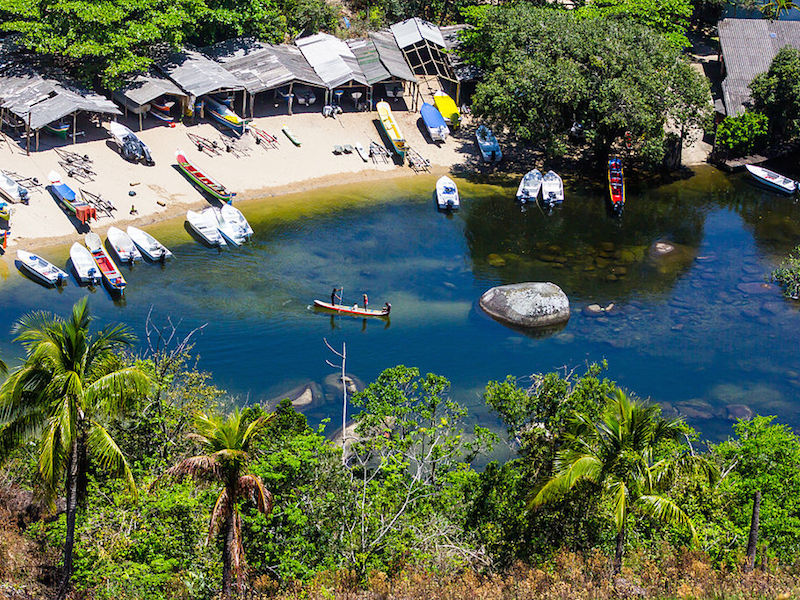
<box><xmin>476</xmin><ymin>125</ymin><xmax>502</xmax><ymax>163</ymax></box>
<box><xmin>205</xmin><ymin>206</ymin><xmax>249</xmax><ymax>246</ymax></box>
<box><xmin>436</xmin><ymin>176</ymin><xmax>460</xmax><ymax>211</ymax></box>
<box><xmin>516</xmin><ymin>169</ymin><xmax>542</xmax><ymax>203</ymax></box>
<box><xmin>220</xmin><ymin>204</ymin><xmax>253</xmax><ymax>238</ymax></box>
<box><xmin>69</xmin><ymin>242</ymin><xmax>101</xmax><ymax>284</ymax></box>
<box><xmin>109</xmin><ymin>121</ymin><xmax>154</xmax><ymax>165</ymax></box>
<box><xmin>107</xmin><ymin>226</ymin><xmax>142</xmax><ymax>263</ymax></box>
<box><xmin>541</xmin><ymin>171</ymin><xmax>565</xmax><ymax>205</ymax></box>
<box><xmin>0</xmin><ymin>172</ymin><xmax>29</xmax><ymax>203</ymax></box>
<box><xmin>17</xmin><ymin>250</ymin><xmax>68</xmax><ymax>286</ymax></box>
<box><xmin>745</xmin><ymin>164</ymin><xmax>797</xmax><ymax>194</ymax></box>
<box><xmin>187</xmin><ymin>209</ymin><xmax>227</xmax><ymax>247</ymax></box>
<box><xmin>127</xmin><ymin>226</ymin><xmax>173</xmax><ymax>261</ymax></box>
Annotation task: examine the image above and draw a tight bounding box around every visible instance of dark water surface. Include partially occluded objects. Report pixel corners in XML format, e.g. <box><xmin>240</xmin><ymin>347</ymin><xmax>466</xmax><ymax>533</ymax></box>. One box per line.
<box><xmin>1</xmin><ymin>165</ymin><xmax>799</xmax><ymax>441</ymax></box>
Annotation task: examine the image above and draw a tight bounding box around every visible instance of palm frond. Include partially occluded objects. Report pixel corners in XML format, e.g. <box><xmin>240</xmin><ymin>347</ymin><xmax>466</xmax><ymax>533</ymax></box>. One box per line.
<box><xmin>237</xmin><ymin>475</ymin><xmax>273</xmax><ymax>515</ymax></box>
<box><xmin>0</xmin><ymin>358</ymin><xmax>6</xmax><ymax>376</ymax></box>
<box><xmin>38</xmin><ymin>419</ymin><xmax>67</xmax><ymax>496</ymax></box>
<box><xmin>638</xmin><ymin>494</ymin><xmax>697</xmax><ymax>541</ymax></box>
<box><xmin>608</xmin><ymin>479</ymin><xmax>628</xmax><ymax>533</ymax></box>
<box><xmin>85</xmin><ymin>367</ymin><xmax>149</xmax><ymax>417</ymax></box>
<box><xmin>167</xmin><ymin>455</ymin><xmax>222</xmax><ymax>482</ymax></box>
<box><xmin>0</xmin><ymin>406</ymin><xmax>48</xmax><ymax>463</ymax></box>
<box><xmin>531</xmin><ymin>454</ymin><xmax>602</xmax><ymax>506</ymax></box>
<box><xmin>241</xmin><ymin>414</ymin><xmax>272</xmax><ymax>450</ymax></box>
<box><xmin>88</xmin><ymin>421</ymin><xmax>136</xmax><ymax>496</ymax></box>
<box><xmin>207</xmin><ymin>488</ymin><xmax>230</xmax><ymax>543</ymax></box>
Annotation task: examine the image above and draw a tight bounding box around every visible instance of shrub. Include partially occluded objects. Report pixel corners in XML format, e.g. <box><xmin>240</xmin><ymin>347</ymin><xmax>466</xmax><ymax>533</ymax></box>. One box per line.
<box><xmin>714</xmin><ymin>112</ymin><xmax>768</xmax><ymax>157</ymax></box>
<box><xmin>772</xmin><ymin>245</ymin><xmax>800</xmax><ymax>299</ymax></box>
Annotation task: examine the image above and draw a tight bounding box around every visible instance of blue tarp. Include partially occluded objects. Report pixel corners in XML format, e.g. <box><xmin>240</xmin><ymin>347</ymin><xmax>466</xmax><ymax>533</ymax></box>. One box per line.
<box><xmin>420</xmin><ymin>102</ymin><xmax>446</xmax><ymax>129</ymax></box>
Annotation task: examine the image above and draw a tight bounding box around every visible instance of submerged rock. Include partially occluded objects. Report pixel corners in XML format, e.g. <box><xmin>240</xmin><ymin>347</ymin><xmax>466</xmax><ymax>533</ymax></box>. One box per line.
<box><xmin>737</xmin><ymin>282</ymin><xmax>779</xmax><ymax>296</ymax></box>
<box><xmin>727</xmin><ymin>404</ymin><xmax>753</xmax><ymax>421</ymax></box>
<box><xmin>480</xmin><ymin>282</ymin><xmax>570</xmax><ymax>329</ymax></box>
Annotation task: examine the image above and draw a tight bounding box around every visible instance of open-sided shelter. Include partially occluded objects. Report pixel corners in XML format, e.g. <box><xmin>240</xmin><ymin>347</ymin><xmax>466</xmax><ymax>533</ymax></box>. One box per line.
<box><xmin>295</xmin><ymin>33</ymin><xmax>370</xmax><ymax>107</ymax></box>
<box><xmin>347</xmin><ymin>32</ymin><xmax>418</xmax><ymax>110</ymax></box>
<box><xmin>113</xmin><ymin>70</ymin><xmax>188</xmax><ymax>129</ymax></box>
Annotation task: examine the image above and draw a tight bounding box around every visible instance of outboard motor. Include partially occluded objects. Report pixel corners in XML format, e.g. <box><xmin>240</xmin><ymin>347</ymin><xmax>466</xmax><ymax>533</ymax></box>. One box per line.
<box><xmin>141</xmin><ymin>142</ymin><xmax>154</xmax><ymax>166</ymax></box>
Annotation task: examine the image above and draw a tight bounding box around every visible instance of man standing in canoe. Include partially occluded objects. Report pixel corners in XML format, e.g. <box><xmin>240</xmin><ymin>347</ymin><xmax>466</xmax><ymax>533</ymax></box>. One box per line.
<box><xmin>331</xmin><ymin>287</ymin><xmax>342</xmax><ymax>305</ymax></box>
<box><xmin>362</xmin><ymin>293</ymin><xmax>368</xmax><ymax>310</ymax></box>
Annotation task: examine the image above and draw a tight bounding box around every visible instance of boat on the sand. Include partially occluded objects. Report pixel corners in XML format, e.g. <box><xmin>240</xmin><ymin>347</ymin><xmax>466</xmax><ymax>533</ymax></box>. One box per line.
<box><xmin>376</xmin><ymin>101</ymin><xmax>406</xmax><ymax>161</ymax></box>
<box><xmin>109</xmin><ymin>122</ymin><xmax>154</xmax><ymax>165</ymax></box>
<box><xmin>313</xmin><ymin>299</ymin><xmax>390</xmax><ymax>318</ymax></box>
<box><xmin>476</xmin><ymin>125</ymin><xmax>502</xmax><ymax>163</ymax></box>
<box><xmin>204</xmin><ymin>95</ymin><xmax>247</xmax><ymax>136</ymax></box>
<box><xmin>48</xmin><ymin>172</ymin><xmax>96</xmax><ymax>224</ymax></box>
<box><xmin>420</xmin><ymin>102</ymin><xmax>449</xmax><ymax>143</ymax></box>
<box><xmin>0</xmin><ymin>172</ymin><xmax>29</xmax><ymax>204</ymax></box>
<box><xmin>16</xmin><ymin>250</ymin><xmax>68</xmax><ymax>286</ymax></box>
<box><xmin>85</xmin><ymin>232</ymin><xmax>126</xmax><ymax>293</ymax></box>
<box><xmin>175</xmin><ymin>150</ymin><xmax>235</xmax><ymax>203</ymax></box>
<box><xmin>433</xmin><ymin>91</ymin><xmax>459</xmax><ymax>127</ymax></box>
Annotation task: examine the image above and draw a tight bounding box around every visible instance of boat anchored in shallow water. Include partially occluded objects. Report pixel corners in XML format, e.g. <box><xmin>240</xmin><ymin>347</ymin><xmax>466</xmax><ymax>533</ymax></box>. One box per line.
<box><xmin>608</xmin><ymin>157</ymin><xmax>625</xmax><ymax>215</ymax></box>
<box><xmin>127</xmin><ymin>226</ymin><xmax>172</xmax><ymax>261</ymax></box>
<box><xmin>17</xmin><ymin>250</ymin><xmax>68</xmax><ymax>287</ymax></box>
<box><xmin>187</xmin><ymin>209</ymin><xmax>227</xmax><ymax>247</ymax></box>
<box><xmin>541</xmin><ymin>170</ymin><xmax>564</xmax><ymax>206</ymax></box>
<box><xmin>86</xmin><ymin>233</ymin><xmax>126</xmax><ymax>293</ymax></box>
<box><xmin>107</xmin><ymin>226</ymin><xmax>143</xmax><ymax>264</ymax></box>
<box><xmin>436</xmin><ymin>176</ymin><xmax>459</xmax><ymax>211</ymax></box>
<box><xmin>205</xmin><ymin>205</ymin><xmax>251</xmax><ymax>246</ymax></box>
<box><xmin>70</xmin><ymin>242</ymin><xmax>101</xmax><ymax>285</ymax></box>
<box><xmin>516</xmin><ymin>169</ymin><xmax>542</xmax><ymax>203</ymax></box>
<box><xmin>745</xmin><ymin>164</ymin><xmax>797</xmax><ymax>194</ymax></box>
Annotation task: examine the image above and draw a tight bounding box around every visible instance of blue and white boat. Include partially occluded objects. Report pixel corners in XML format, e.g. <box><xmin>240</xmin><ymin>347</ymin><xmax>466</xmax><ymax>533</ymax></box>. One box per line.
<box><xmin>516</xmin><ymin>169</ymin><xmax>542</xmax><ymax>203</ymax></box>
<box><xmin>745</xmin><ymin>164</ymin><xmax>797</xmax><ymax>194</ymax></box>
<box><xmin>436</xmin><ymin>176</ymin><xmax>459</xmax><ymax>211</ymax></box>
<box><xmin>203</xmin><ymin>95</ymin><xmax>247</xmax><ymax>136</ymax></box>
<box><xmin>420</xmin><ymin>102</ymin><xmax>449</xmax><ymax>143</ymax></box>
<box><xmin>476</xmin><ymin>125</ymin><xmax>502</xmax><ymax>163</ymax></box>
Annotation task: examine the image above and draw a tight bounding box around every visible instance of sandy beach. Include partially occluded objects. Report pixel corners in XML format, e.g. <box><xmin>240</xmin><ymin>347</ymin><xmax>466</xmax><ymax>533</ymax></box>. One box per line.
<box><xmin>0</xmin><ymin>104</ymin><xmax>474</xmax><ymax>253</ymax></box>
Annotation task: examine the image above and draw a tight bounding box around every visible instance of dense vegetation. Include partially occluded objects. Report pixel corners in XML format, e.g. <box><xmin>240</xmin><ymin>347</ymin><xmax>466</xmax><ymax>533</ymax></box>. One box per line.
<box><xmin>1</xmin><ymin>300</ymin><xmax>800</xmax><ymax>599</ymax></box>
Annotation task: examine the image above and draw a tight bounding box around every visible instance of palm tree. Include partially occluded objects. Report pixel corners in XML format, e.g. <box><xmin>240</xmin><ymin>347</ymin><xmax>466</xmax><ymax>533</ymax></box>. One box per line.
<box><xmin>166</xmin><ymin>410</ymin><xmax>273</xmax><ymax>600</ymax></box>
<box><xmin>0</xmin><ymin>297</ymin><xmax>149</xmax><ymax>600</ymax></box>
<box><xmin>761</xmin><ymin>0</ymin><xmax>799</xmax><ymax>19</ymax></box>
<box><xmin>532</xmin><ymin>389</ymin><xmax>714</xmax><ymax>573</ymax></box>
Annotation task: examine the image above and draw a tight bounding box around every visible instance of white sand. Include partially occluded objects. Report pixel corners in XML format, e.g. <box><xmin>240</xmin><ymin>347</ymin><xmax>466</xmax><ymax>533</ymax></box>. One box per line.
<box><xmin>1</xmin><ymin>105</ymin><xmax>475</xmax><ymax>252</ymax></box>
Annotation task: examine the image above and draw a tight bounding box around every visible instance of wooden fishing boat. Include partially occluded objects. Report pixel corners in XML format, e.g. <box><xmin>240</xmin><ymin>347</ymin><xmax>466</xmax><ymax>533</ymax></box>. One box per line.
<box><xmin>107</xmin><ymin>226</ymin><xmax>143</xmax><ymax>263</ymax></box>
<box><xmin>150</xmin><ymin>109</ymin><xmax>174</xmax><ymax>123</ymax></box>
<box><xmin>420</xmin><ymin>102</ymin><xmax>449</xmax><ymax>143</ymax></box>
<box><xmin>127</xmin><ymin>226</ymin><xmax>173</xmax><ymax>261</ymax></box>
<box><xmin>313</xmin><ymin>299</ymin><xmax>390</xmax><ymax>318</ymax></box>
<box><xmin>186</xmin><ymin>210</ymin><xmax>227</xmax><ymax>247</ymax></box>
<box><xmin>0</xmin><ymin>200</ymin><xmax>9</xmax><ymax>220</ymax></box>
<box><xmin>541</xmin><ymin>170</ymin><xmax>564</xmax><ymax>205</ymax></box>
<box><xmin>376</xmin><ymin>101</ymin><xmax>406</xmax><ymax>161</ymax></box>
<box><xmin>608</xmin><ymin>157</ymin><xmax>625</xmax><ymax>215</ymax></box>
<box><xmin>151</xmin><ymin>97</ymin><xmax>175</xmax><ymax>112</ymax></box>
<box><xmin>175</xmin><ymin>150</ymin><xmax>235</xmax><ymax>203</ymax></box>
<box><xmin>44</xmin><ymin>122</ymin><xmax>69</xmax><ymax>139</ymax></box>
<box><xmin>436</xmin><ymin>176</ymin><xmax>459</xmax><ymax>211</ymax></box>
<box><xmin>433</xmin><ymin>91</ymin><xmax>459</xmax><ymax>127</ymax></box>
<box><xmin>204</xmin><ymin>96</ymin><xmax>247</xmax><ymax>136</ymax></box>
<box><xmin>48</xmin><ymin>172</ymin><xmax>97</xmax><ymax>224</ymax></box>
<box><xmin>17</xmin><ymin>250</ymin><xmax>68</xmax><ymax>286</ymax></box>
<box><xmin>69</xmin><ymin>242</ymin><xmax>101</xmax><ymax>284</ymax></box>
<box><xmin>476</xmin><ymin>126</ymin><xmax>502</xmax><ymax>163</ymax></box>
<box><xmin>282</xmin><ymin>125</ymin><xmax>301</xmax><ymax>146</ymax></box>
<box><xmin>0</xmin><ymin>172</ymin><xmax>29</xmax><ymax>204</ymax></box>
<box><xmin>85</xmin><ymin>232</ymin><xmax>126</xmax><ymax>293</ymax></box>
<box><xmin>516</xmin><ymin>169</ymin><xmax>542</xmax><ymax>203</ymax></box>
<box><xmin>745</xmin><ymin>164</ymin><xmax>797</xmax><ymax>194</ymax></box>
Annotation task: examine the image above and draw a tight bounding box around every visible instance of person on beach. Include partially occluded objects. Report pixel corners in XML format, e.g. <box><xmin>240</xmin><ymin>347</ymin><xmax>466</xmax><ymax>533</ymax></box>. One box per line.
<box><xmin>363</xmin><ymin>293</ymin><xmax>368</xmax><ymax>310</ymax></box>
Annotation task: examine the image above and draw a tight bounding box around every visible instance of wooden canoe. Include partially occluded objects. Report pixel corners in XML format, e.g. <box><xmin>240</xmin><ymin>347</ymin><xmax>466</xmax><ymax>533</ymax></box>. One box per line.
<box><xmin>608</xmin><ymin>157</ymin><xmax>625</xmax><ymax>214</ymax></box>
<box><xmin>175</xmin><ymin>150</ymin><xmax>234</xmax><ymax>203</ymax></box>
<box><xmin>85</xmin><ymin>233</ymin><xmax>126</xmax><ymax>293</ymax></box>
<box><xmin>313</xmin><ymin>300</ymin><xmax>389</xmax><ymax>318</ymax></box>
<box><xmin>376</xmin><ymin>101</ymin><xmax>406</xmax><ymax>160</ymax></box>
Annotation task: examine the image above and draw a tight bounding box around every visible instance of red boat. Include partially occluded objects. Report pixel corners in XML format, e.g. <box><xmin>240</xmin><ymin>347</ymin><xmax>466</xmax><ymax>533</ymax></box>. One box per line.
<box><xmin>313</xmin><ymin>300</ymin><xmax>390</xmax><ymax>318</ymax></box>
<box><xmin>85</xmin><ymin>233</ymin><xmax>126</xmax><ymax>293</ymax></box>
<box><xmin>176</xmin><ymin>150</ymin><xmax>234</xmax><ymax>203</ymax></box>
<box><xmin>608</xmin><ymin>157</ymin><xmax>625</xmax><ymax>214</ymax></box>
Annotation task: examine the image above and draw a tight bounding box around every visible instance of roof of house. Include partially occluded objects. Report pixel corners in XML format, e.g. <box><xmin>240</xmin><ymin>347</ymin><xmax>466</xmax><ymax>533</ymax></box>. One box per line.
<box><xmin>719</xmin><ymin>18</ymin><xmax>800</xmax><ymax>116</ymax></box>
<box><xmin>440</xmin><ymin>24</ymin><xmax>481</xmax><ymax>82</ymax></box>
<box><xmin>390</xmin><ymin>17</ymin><xmax>446</xmax><ymax>49</ymax></box>
<box><xmin>115</xmin><ymin>70</ymin><xmax>186</xmax><ymax>109</ymax></box>
<box><xmin>158</xmin><ymin>48</ymin><xmax>244</xmax><ymax>97</ymax></box>
<box><xmin>296</xmin><ymin>33</ymin><xmax>368</xmax><ymax>88</ymax></box>
<box><xmin>205</xmin><ymin>38</ymin><xmax>324</xmax><ymax>94</ymax></box>
<box><xmin>368</xmin><ymin>31</ymin><xmax>416</xmax><ymax>82</ymax></box>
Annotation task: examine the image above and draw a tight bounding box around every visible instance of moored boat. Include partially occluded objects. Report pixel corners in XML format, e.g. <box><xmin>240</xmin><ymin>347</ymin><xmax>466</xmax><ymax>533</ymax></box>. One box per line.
<box><xmin>745</xmin><ymin>164</ymin><xmax>797</xmax><ymax>194</ymax></box>
<box><xmin>127</xmin><ymin>226</ymin><xmax>173</xmax><ymax>261</ymax></box>
<box><xmin>85</xmin><ymin>232</ymin><xmax>126</xmax><ymax>293</ymax></box>
<box><xmin>376</xmin><ymin>101</ymin><xmax>406</xmax><ymax>161</ymax></box>
<box><xmin>186</xmin><ymin>210</ymin><xmax>227</xmax><ymax>247</ymax></box>
<box><xmin>69</xmin><ymin>242</ymin><xmax>101</xmax><ymax>284</ymax></box>
<box><xmin>109</xmin><ymin>122</ymin><xmax>154</xmax><ymax>165</ymax></box>
<box><xmin>516</xmin><ymin>169</ymin><xmax>542</xmax><ymax>203</ymax></box>
<box><xmin>541</xmin><ymin>170</ymin><xmax>565</xmax><ymax>205</ymax></box>
<box><xmin>107</xmin><ymin>226</ymin><xmax>143</xmax><ymax>263</ymax></box>
<box><xmin>44</xmin><ymin>122</ymin><xmax>69</xmax><ymax>139</ymax></box>
<box><xmin>433</xmin><ymin>91</ymin><xmax>460</xmax><ymax>127</ymax></box>
<box><xmin>313</xmin><ymin>299</ymin><xmax>390</xmax><ymax>318</ymax></box>
<box><xmin>282</xmin><ymin>125</ymin><xmax>301</xmax><ymax>146</ymax></box>
<box><xmin>221</xmin><ymin>203</ymin><xmax>253</xmax><ymax>238</ymax></box>
<box><xmin>48</xmin><ymin>172</ymin><xmax>96</xmax><ymax>224</ymax></box>
<box><xmin>204</xmin><ymin>95</ymin><xmax>248</xmax><ymax>136</ymax></box>
<box><xmin>608</xmin><ymin>157</ymin><xmax>625</xmax><ymax>215</ymax></box>
<box><xmin>0</xmin><ymin>172</ymin><xmax>29</xmax><ymax>204</ymax></box>
<box><xmin>420</xmin><ymin>102</ymin><xmax>449</xmax><ymax>143</ymax></box>
<box><xmin>435</xmin><ymin>176</ymin><xmax>460</xmax><ymax>211</ymax></box>
<box><xmin>205</xmin><ymin>206</ymin><xmax>250</xmax><ymax>246</ymax></box>
<box><xmin>476</xmin><ymin>126</ymin><xmax>502</xmax><ymax>163</ymax></box>
<box><xmin>175</xmin><ymin>150</ymin><xmax>235</xmax><ymax>203</ymax></box>
<box><xmin>16</xmin><ymin>250</ymin><xmax>68</xmax><ymax>286</ymax></box>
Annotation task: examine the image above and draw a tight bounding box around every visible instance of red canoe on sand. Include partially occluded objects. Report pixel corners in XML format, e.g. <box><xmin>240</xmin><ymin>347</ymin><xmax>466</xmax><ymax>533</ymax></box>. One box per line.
<box><xmin>313</xmin><ymin>300</ymin><xmax>389</xmax><ymax>318</ymax></box>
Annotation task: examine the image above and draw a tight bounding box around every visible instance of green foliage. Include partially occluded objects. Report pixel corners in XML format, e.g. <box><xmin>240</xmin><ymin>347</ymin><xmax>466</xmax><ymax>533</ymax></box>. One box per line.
<box><xmin>714</xmin><ymin>112</ymin><xmax>768</xmax><ymax>157</ymax></box>
<box><xmin>750</xmin><ymin>47</ymin><xmax>800</xmax><ymax>138</ymax></box>
<box><xmin>576</xmin><ymin>0</ymin><xmax>694</xmax><ymax>49</ymax></box>
<box><xmin>760</xmin><ymin>0</ymin><xmax>800</xmax><ymax>19</ymax></box>
<box><xmin>462</xmin><ymin>5</ymin><xmax>711</xmax><ymax>166</ymax></box>
<box><xmin>772</xmin><ymin>245</ymin><xmax>800</xmax><ymax>299</ymax></box>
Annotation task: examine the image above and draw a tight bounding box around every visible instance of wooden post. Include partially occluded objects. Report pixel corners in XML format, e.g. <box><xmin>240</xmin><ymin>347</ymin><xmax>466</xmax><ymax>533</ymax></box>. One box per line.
<box><xmin>288</xmin><ymin>82</ymin><xmax>294</xmax><ymax>116</ymax></box>
<box><xmin>72</xmin><ymin>112</ymin><xmax>77</xmax><ymax>145</ymax></box>
<box><xmin>242</xmin><ymin>89</ymin><xmax>246</xmax><ymax>117</ymax></box>
<box><xmin>36</xmin><ymin>129</ymin><xmax>39</xmax><ymax>152</ymax></box>
<box><xmin>456</xmin><ymin>81</ymin><xmax>461</xmax><ymax>107</ymax></box>
<box><xmin>25</xmin><ymin>111</ymin><xmax>30</xmax><ymax>156</ymax></box>
<box><xmin>138</xmin><ymin>111</ymin><xmax>142</xmax><ymax>131</ymax></box>
<box><xmin>249</xmin><ymin>93</ymin><xmax>255</xmax><ymax>118</ymax></box>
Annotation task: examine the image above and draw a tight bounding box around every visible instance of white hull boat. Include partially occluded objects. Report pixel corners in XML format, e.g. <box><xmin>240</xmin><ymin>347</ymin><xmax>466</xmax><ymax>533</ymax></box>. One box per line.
<box><xmin>0</xmin><ymin>172</ymin><xmax>29</xmax><ymax>203</ymax></box>
<box><xmin>70</xmin><ymin>242</ymin><xmax>101</xmax><ymax>284</ymax></box>
<box><xmin>516</xmin><ymin>169</ymin><xmax>542</xmax><ymax>203</ymax></box>
<box><xmin>541</xmin><ymin>170</ymin><xmax>565</xmax><ymax>205</ymax></box>
<box><xmin>109</xmin><ymin>121</ymin><xmax>153</xmax><ymax>165</ymax></box>
<box><xmin>187</xmin><ymin>210</ymin><xmax>227</xmax><ymax>247</ymax></box>
<box><xmin>476</xmin><ymin>125</ymin><xmax>502</xmax><ymax>163</ymax></box>
<box><xmin>745</xmin><ymin>164</ymin><xmax>797</xmax><ymax>194</ymax></box>
<box><xmin>107</xmin><ymin>226</ymin><xmax>142</xmax><ymax>263</ymax></box>
<box><xmin>17</xmin><ymin>250</ymin><xmax>68</xmax><ymax>286</ymax></box>
<box><xmin>436</xmin><ymin>176</ymin><xmax>460</xmax><ymax>210</ymax></box>
<box><xmin>220</xmin><ymin>204</ymin><xmax>253</xmax><ymax>238</ymax></box>
<box><xmin>205</xmin><ymin>206</ymin><xmax>249</xmax><ymax>246</ymax></box>
<box><xmin>127</xmin><ymin>226</ymin><xmax>172</xmax><ymax>261</ymax></box>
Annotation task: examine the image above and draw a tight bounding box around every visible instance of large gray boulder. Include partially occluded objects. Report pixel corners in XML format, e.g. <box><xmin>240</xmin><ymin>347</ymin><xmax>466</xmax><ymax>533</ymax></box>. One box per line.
<box><xmin>479</xmin><ymin>282</ymin><xmax>570</xmax><ymax>329</ymax></box>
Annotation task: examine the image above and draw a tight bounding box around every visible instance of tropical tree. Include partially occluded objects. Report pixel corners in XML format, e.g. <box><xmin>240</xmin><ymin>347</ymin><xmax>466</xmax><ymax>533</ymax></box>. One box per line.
<box><xmin>165</xmin><ymin>410</ymin><xmax>274</xmax><ymax>600</ymax></box>
<box><xmin>761</xmin><ymin>0</ymin><xmax>799</xmax><ymax>19</ymax></box>
<box><xmin>0</xmin><ymin>297</ymin><xmax>149</xmax><ymax>600</ymax></box>
<box><xmin>532</xmin><ymin>389</ymin><xmax>715</xmax><ymax>572</ymax></box>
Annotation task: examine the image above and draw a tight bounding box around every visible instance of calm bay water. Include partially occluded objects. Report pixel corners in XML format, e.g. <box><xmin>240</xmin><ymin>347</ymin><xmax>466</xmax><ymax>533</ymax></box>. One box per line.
<box><xmin>1</xmin><ymin>165</ymin><xmax>799</xmax><ymax>441</ymax></box>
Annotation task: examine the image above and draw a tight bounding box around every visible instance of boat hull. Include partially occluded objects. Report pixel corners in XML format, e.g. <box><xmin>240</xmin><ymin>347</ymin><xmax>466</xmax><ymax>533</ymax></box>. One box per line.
<box><xmin>314</xmin><ymin>300</ymin><xmax>389</xmax><ymax>318</ymax></box>
<box><xmin>176</xmin><ymin>151</ymin><xmax>234</xmax><ymax>203</ymax></box>
<box><xmin>420</xmin><ymin>103</ymin><xmax>449</xmax><ymax>143</ymax></box>
<box><xmin>86</xmin><ymin>234</ymin><xmax>126</xmax><ymax>293</ymax></box>
<box><xmin>608</xmin><ymin>158</ymin><xmax>625</xmax><ymax>214</ymax></box>
<box><xmin>433</xmin><ymin>92</ymin><xmax>460</xmax><ymax>126</ymax></box>
<box><xmin>17</xmin><ymin>251</ymin><xmax>67</xmax><ymax>287</ymax></box>
<box><xmin>376</xmin><ymin>101</ymin><xmax>406</xmax><ymax>160</ymax></box>
<box><xmin>745</xmin><ymin>164</ymin><xmax>797</xmax><ymax>194</ymax></box>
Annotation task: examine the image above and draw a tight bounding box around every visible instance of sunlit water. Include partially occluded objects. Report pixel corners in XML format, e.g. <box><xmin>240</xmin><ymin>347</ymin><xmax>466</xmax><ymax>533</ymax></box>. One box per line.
<box><xmin>1</xmin><ymin>165</ymin><xmax>799</xmax><ymax>441</ymax></box>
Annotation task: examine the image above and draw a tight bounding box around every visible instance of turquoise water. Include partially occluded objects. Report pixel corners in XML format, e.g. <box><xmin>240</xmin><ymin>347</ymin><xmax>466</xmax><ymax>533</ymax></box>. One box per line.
<box><xmin>1</xmin><ymin>165</ymin><xmax>799</xmax><ymax>440</ymax></box>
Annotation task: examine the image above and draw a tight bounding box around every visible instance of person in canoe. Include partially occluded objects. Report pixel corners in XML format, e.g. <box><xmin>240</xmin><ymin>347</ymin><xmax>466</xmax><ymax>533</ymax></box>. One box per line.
<box><xmin>331</xmin><ymin>287</ymin><xmax>342</xmax><ymax>305</ymax></box>
<box><xmin>362</xmin><ymin>293</ymin><xmax>368</xmax><ymax>310</ymax></box>
<box><xmin>383</xmin><ymin>302</ymin><xmax>391</xmax><ymax>315</ymax></box>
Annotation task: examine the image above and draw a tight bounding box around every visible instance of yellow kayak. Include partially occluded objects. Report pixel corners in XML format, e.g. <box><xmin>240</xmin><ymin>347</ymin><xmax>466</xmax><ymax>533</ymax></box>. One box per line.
<box><xmin>433</xmin><ymin>91</ymin><xmax>460</xmax><ymax>127</ymax></box>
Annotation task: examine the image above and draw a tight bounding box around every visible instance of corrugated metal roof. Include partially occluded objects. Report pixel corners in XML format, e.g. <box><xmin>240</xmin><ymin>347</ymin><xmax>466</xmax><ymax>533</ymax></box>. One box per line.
<box><xmin>158</xmin><ymin>48</ymin><xmax>244</xmax><ymax>97</ymax></box>
<box><xmin>116</xmin><ymin>70</ymin><xmax>186</xmax><ymax>108</ymax></box>
<box><xmin>718</xmin><ymin>18</ymin><xmax>800</xmax><ymax>116</ymax></box>
<box><xmin>390</xmin><ymin>18</ymin><xmax>446</xmax><ymax>49</ymax></box>
<box><xmin>347</xmin><ymin>38</ymin><xmax>391</xmax><ymax>85</ymax></box>
<box><xmin>296</xmin><ymin>33</ymin><xmax>368</xmax><ymax>88</ymax></box>
<box><xmin>440</xmin><ymin>24</ymin><xmax>481</xmax><ymax>82</ymax></box>
<box><xmin>369</xmin><ymin>32</ymin><xmax>415</xmax><ymax>82</ymax></box>
<box><xmin>205</xmin><ymin>38</ymin><xmax>324</xmax><ymax>93</ymax></box>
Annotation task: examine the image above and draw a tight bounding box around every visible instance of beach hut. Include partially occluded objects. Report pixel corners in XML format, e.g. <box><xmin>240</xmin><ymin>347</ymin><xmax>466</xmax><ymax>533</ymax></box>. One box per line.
<box><xmin>295</xmin><ymin>33</ymin><xmax>370</xmax><ymax>109</ymax></box>
<box><xmin>347</xmin><ymin>32</ymin><xmax>418</xmax><ymax>110</ymax></box>
<box><xmin>113</xmin><ymin>71</ymin><xmax>188</xmax><ymax>129</ymax></box>
<box><xmin>205</xmin><ymin>38</ymin><xmax>325</xmax><ymax>116</ymax></box>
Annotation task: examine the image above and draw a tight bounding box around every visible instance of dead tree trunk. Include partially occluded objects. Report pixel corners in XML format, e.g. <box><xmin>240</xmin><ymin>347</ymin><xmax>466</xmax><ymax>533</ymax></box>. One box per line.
<box><xmin>744</xmin><ymin>489</ymin><xmax>761</xmax><ymax>572</ymax></box>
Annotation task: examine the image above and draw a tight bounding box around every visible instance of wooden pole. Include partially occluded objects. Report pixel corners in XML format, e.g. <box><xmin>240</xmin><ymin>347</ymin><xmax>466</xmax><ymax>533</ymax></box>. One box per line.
<box><xmin>242</xmin><ymin>90</ymin><xmax>246</xmax><ymax>116</ymax></box>
<box><xmin>26</xmin><ymin>112</ymin><xmax>30</xmax><ymax>156</ymax></box>
<box><xmin>456</xmin><ymin>81</ymin><xmax>461</xmax><ymax>107</ymax></box>
<box><xmin>36</xmin><ymin>129</ymin><xmax>39</xmax><ymax>152</ymax></box>
<box><xmin>288</xmin><ymin>82</ymin><xmax>294</xmax><ymax>116</ymax></box>
<box><xmin>250</xmin><ymin>93</ymin><xmax>254</xmax><ymax>118</ymax></box>
<box><xmin>139</xmin><ymin>111</ymin><xmax>142</xmax><ymax>131</ymax></box>
<box><xmin>72</xmin><ymin>112</ymin><xmax>77</xmax><ymax>145</ymax></box>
